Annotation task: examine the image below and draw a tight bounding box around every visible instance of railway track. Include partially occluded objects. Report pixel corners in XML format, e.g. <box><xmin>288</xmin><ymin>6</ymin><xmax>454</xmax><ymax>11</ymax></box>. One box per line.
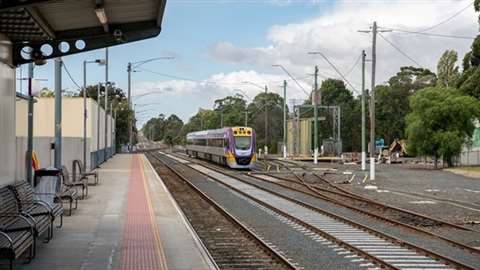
<box><xmin>147</xmin><ymin>153</ymin><xmax>297</xmax><ymax>270</ymax></box>
<box><xmin>162</xmin><ymin>152</ymin><xmax>479</xmax><ymax>269</ymax></box>
<box><xmin>267</xmin><ymin>171</ymin><xmax>478</xmax><ymax>232</ymax></box>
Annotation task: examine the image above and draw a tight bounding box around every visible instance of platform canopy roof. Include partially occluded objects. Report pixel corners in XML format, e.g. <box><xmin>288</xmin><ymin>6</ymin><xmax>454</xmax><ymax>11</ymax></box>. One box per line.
<box><xmin>0</xmin><ymin>0</ymin><xmax>167</xmax><ymax>65</ymax></box>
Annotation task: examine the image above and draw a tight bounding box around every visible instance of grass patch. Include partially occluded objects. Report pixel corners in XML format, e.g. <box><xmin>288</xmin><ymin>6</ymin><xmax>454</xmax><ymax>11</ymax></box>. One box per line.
<box><xmin>452</xmin><ymin>166</ymin><xmax>480</xmax><ymax>173</ymax></box>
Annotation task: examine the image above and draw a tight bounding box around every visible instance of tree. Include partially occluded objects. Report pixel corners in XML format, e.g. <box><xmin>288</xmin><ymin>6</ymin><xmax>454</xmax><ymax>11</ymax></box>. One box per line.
<box><xmin>77</xmin><ymin>84</ymin><xmax>134</xmax><ymax>149</ymax></box>
<box><xmin>247</xmin><ymin>92</ymin><xmax>285</xmax><ymax>153</ymax></box>
<box><xmin>39</xmin><ymin>87</ymin><xmax>55</xmax><ymax>97</ymax></box>
<box><xmin>318</xmin><ymin>79</ymin><xmax>361</xmax><ymax>152</ymax></box>
<box><xmin>406</xmin><ymin>86</ymin><xmax>480</xmax><ymax>168</ymax></box>
<box><xmin>163</xmin><ymin>114</ymin><xmax>184</xmax><ymax>146</ymax></box>
<box><xmin>214</xmin><ymin>94</ymin><xmax>247</xmax><ymax>127</ymax></box>
<box><xmin>458</xmin><ymin>36</ymin><xmax>480</xmax><ymax>99</ymax></box>
<box><xmin>437</xmin><ymin>50</ymin><xmax>460</xmax><ymax>87</ymax></box>
<box><xmin>375</xmin><ymin>66</ymin><xmax>437</xmax><ymax>145</ymax></box>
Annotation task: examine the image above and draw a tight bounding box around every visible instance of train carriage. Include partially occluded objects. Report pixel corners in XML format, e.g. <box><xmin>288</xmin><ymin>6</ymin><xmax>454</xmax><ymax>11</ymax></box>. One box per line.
<box><xmin>186</xmin><ymin>127</ymin><xmax>256</xmax><ymax>169</ymax></box>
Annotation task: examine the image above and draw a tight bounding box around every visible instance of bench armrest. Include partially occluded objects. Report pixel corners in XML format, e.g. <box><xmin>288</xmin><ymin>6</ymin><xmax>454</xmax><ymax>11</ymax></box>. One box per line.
<box><xmin>0</xmin><ymin>231</ymin><xmax>13</xmax><ymax>249</ymax></box>
<box><xmin>0</xmin><ymin>214</ymin><xmax>35</xmax><ymax>232</ymax></box>
<box><xmin>32</xmin><ymin>200</ymin><xmax>54</xmax><ymax>212</ymax></box>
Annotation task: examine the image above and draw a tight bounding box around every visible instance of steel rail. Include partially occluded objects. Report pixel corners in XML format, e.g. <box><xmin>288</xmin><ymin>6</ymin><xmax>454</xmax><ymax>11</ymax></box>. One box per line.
<box><xmin>247</xmin><ymin>172</ymin><xmax>480</xmax><ymax>256</ymax></box>
<box><xmin>272</xmin><ymin>171</ymin><xmax>476</xmax><ymax>233</ymax></box>
<box><xmin>164</xmin><ymin>152</ymin><xmax>475</xmax><ymax>269</ymax></box>
<box><xmin>163</xmin><ymin>154</ymin><xmax>399</xmax><ymax>269</ymax></box>
<box><xmin>149</xmin><ymin>153</ymin><xmax>299</xmax><ymax>270</ymax></box>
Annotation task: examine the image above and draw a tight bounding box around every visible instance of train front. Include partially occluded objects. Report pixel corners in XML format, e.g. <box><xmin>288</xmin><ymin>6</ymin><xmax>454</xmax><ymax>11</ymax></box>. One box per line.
<box><xmin>226</xmin><ymin>127</ymin><xmax>256</xmax><ymax>169</ymax></box>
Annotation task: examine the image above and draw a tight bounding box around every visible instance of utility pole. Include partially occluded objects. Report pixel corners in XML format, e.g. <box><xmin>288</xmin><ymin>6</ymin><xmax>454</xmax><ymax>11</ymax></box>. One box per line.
<box><xmin>244</xmin><ymin>111</ymin><xmax>248</xmax><ymax>127</ymax></box>
<box><xmin>313</xmin><ymin>65</ymin><xmax>319</xmax><ymax>164</ymax></box>
<box><xmin>359</xmin><ymin>21</ymin><xmax>389</xmax><ymax>180</ymax></box>
<box><xmin>54</xmin><ymin>58</ymin><xmax>62</xmax><ymax>169</ymax></box>
<box><xmin>97</xmin><ymin>83</ymin><xmax>101</xmax><ymax>168</ymax></box>
<box><xmin>104</xmin><ymin>47</ymin><xmax>109</xmax><ymax>161</ymax></box>
<box><xmin>264</xmin><ymin>85</ymin><xmax>268</xmax><ymax>155</ymax></box>
<box><xmin>26</xmin><ymin>63</ymin><xmax>34</xmax><ymax>185</ymax></box>
<box><xmin>127</xmin><ymin>62</ymin><xmax>132</xmax><ymax>152</ymax></box>
<box><xmin>82</xmin><ymin>61</ymin><xmax>87</xmax><ymax>170</ymax></box>
<box><xmin>283</xmin><ymin>80</ymin><xmax>287</xmax><ymax>159</ymax></box>
<box><xmin>110</xmin><ymin>103</ymin><xmax>113</xmax><ymax>155</ymax></box>
<box><xmin>370</xmin><ymin>21</ymin><xmax>377</xmax><ymax>180</ymax></box>
<box><xmin>361</xmin><ymin>50</ymin><xmax>367</xmax><ymax>171</ymax></box>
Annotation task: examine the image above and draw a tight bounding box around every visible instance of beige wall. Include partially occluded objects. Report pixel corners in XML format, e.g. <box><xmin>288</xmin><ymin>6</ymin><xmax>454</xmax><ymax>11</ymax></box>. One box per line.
<box><xmin>0</xmin><ymin>33</ymin><xmax>16</xmax><ymax>185</ymax></box>
<box><xmin>15</xmin><ymin>97</ymin><xmax>115</xmax><ymax>175</ymax></box>
<box><xmin>16</xmin><ymin>97</ymin><xmax>28</xmax><ymax>137</ymax></box>
<box><xmin>34</xmin><ymin>97</ymin><xmax>86</xmax><ymax>137</ymax></box>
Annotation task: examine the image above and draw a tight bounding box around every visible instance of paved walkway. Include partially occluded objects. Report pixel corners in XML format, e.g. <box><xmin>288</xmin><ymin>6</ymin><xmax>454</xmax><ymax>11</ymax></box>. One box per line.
<box><xmin>8</xmin><ymin>154</ymin><xmax>214</xmax><ymax>270</ymax></box>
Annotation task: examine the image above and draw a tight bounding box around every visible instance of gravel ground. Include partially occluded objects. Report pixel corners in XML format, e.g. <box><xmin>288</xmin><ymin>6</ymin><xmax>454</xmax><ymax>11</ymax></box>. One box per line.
<box><xmin>273</xmin><ymin>160</ymin><xmax>480</xmax><ymax>229</ymax></box>
<box><xmin>163</xmin><ymin>157</ymin><xmax>373</xmax><ymax>270</ymax></box>
<box><xmin>233</xmin><ymin>172</ymin><xmax>480</xmax><ymax>269</ymax></box>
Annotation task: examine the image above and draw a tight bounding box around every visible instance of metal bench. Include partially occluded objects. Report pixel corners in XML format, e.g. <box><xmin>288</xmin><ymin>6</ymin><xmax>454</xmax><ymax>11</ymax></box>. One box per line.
<box><xmin>61</xmin><ymin>166</ymin><xmax>88</xmax><ymax>199</ymax></box>
<box><xmin>1</xmin><ymin>186</ymin><xmax>50</xmax><ymax>257</ymax></box>
<box><xmin>9</xmin><ymin>181</ymin><xmax>64</xmax><ymax>238</ymax></box>
<box><xmin>0</xmin><ymin>187</ymin><xmax>35</xmax><ymax>270</ymax></box>
<box><xmin>58</xmin><ymin>188</ymin><xmax>79</xmax><ymax>216</ymax></box>
<box><xmin>72</xmin><ymin>159</ymin><xmax>99</xmax><ymax>186</ymax></box>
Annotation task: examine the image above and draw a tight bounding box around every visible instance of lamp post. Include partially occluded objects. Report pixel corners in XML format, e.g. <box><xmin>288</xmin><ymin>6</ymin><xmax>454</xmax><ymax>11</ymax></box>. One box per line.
<box><xmin>83</xmin><ymin>59</ymin><xmax>105</xmax><ymax>170</ymax></box>
<box><xmin>127</xmin><ymin>56</ymin><xmax>174</xmax><ymax>151</ymax></box>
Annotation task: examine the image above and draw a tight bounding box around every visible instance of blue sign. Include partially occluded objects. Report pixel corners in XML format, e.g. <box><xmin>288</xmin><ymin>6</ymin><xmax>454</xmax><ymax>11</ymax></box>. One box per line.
<box><xmin>375</xmin><ymin>138</ymin><xmax>385</xmax><ymax>148</ymax></box>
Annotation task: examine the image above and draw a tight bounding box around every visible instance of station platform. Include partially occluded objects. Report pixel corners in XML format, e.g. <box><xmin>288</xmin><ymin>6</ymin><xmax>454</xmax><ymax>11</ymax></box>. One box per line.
<box><xmin>13</xmin><ymin>154</ymin><xmax>215</xmax><ymax>270</ymax></box>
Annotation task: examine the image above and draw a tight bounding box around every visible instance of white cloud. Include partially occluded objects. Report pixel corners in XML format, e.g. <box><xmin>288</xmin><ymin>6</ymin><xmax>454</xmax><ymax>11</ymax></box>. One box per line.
<box><xmin>210</xmin><ymin>0</ymin><xmax>478</xmax><ymax>87</ymax></box>
<box><xmin>133</xmin><ymin>70</ymin><xmax>310</xmax><ymax>127</ymax></box>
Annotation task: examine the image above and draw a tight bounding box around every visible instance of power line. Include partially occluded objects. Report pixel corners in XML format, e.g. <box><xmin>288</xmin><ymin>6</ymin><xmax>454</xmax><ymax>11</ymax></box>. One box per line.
<box><xmin>378</xmin><ymin>32</ymin><xmax>423</xmax><ymax>68</ymax></box>
<box><xmin>344</xmin><ymin>54</ymin><xmax>362</xmax><ymax>77</ymax></box>
<box><xmin>138</xmin><ymin>67</ymin><xmax>310</xmax><ymax>88</ymax></box>
<box><xmin>381</xmin><ymin>27</ymin><xmax>475</xmax><ymax>40</ymax></box>
<box><xmin>419</xmin><ymin>1</ymin><xmax>474</xmax><ymax>32</ymax></box>
<box><xmin>62</xmin><ymin>62</ymin><xmax>82</xmax><ymax>90</ymax></box>
<box><xmin>309</xmin><ymin>51</ymin><xmax>360</xmax><ymax>94</ymax></box>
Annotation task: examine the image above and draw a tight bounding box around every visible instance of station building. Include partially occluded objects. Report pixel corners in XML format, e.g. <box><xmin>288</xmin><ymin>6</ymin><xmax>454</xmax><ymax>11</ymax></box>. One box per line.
<box><xmin>0</xmin><ymin>0</ymin><xmax>167</xmax><ymax>187</ymax></box>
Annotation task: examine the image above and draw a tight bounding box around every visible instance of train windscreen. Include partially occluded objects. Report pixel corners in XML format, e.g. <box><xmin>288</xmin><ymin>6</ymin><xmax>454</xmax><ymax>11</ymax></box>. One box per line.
<box><xmin>234</xmin><ymin>136</ymin><xmax>251</xmax><ymax>150</ymax></box>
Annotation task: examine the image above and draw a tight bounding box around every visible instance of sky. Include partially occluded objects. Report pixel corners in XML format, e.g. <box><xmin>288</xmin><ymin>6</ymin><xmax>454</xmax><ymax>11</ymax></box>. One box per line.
<box><xmin>18</xmin><ymin>0</ymin><xmax>479</xmax><ymax>127</ymax></box>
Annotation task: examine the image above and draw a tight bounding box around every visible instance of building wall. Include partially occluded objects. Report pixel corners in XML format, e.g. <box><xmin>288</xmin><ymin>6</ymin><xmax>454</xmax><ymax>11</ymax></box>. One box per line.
<box><xmin>16</xmin><ymin>97</ymin><xmax>115</xmax><ymax>178</ymax></box>
<box><xmin>287</xmin><ymin>119</ymin><xmax>312</xmax><ymax>157</ymax></box>
<box><xmin>0</xmin><ymin>33</ymin><xmax>16</xmax><ymax>186</ymax></box>
<box><xmin>458</xmin><ymin>127</ymin><xmax>480</xmax><ymax>166</ymax></box>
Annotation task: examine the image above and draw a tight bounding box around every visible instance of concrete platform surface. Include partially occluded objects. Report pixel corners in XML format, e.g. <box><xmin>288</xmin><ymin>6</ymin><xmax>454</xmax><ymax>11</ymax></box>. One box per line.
<box><xmin>3</xmin><ymin>154</ymin><xmax>215</xmax><ymax>270</ymax></box>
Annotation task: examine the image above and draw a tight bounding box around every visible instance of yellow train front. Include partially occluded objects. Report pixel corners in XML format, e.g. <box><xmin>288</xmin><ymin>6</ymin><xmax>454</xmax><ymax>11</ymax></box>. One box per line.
<box><xmin>186</xmin><ymin>127</ymin><xmax>256</xmax><ymax>169</ymax></box>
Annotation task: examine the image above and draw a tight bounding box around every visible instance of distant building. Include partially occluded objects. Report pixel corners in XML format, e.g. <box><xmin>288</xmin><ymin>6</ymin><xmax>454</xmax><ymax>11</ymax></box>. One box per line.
<box><xmin>458</xmin><ymin>125</ymin><xmax>480</xmax><ymax>166</ymax></box>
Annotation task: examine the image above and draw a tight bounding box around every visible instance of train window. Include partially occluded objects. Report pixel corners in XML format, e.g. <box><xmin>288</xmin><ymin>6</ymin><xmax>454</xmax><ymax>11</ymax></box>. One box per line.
<box><xmin>234</xmin><ymin>136</ymin><xmax>251</xmax><ymax>150</ymax></box>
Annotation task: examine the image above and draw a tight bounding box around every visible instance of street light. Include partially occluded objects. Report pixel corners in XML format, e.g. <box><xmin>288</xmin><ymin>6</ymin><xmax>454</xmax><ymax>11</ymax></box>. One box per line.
<box><xmin>83</xmin><ymin>59</ymin><xmax>105</xmax><ymax>170</ymax></box>
<box><xmin>127</xmin><ymin>56</ymin><xmax>174</xmax><ymax>151</ymax></box>
<box><xmin>242</xmin><ymin>81</ymin><xmax>269</xmax><ymax>155</ymax></box>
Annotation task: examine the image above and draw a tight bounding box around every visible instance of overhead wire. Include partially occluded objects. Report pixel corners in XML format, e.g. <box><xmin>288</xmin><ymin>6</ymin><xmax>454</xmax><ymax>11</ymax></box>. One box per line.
<box><xmin>62</xmin><ymin>62</ymin><xmax>82</xmax><ymax>90</ymax></box>
<box><xmin>381</xmin><ymin>28</ymin><xmax>475</xmax><ymax>40</ymax></box>
<box><xmin>419</xmin><ymin>0</ymin><xmax>474</xmax><ymax>33</ymax></box>
<box><xmin>344</xmin><ymin>54</ymin><xmax>362</xmax><ymax>77</ymax></box>
<box><xmin>311</xmin><ymin>51</ymin><xmax>360</xmax><ymax>94</ymax></box>
<box><xmin>380</xmin><ymin>1</ymin><xmax>476</xmax><ymax>40</ymax></box>
<box><xmin>137</xmin><ymin>66</ymin><xmax>310</xmax><ymax>88</ymax></box>
<box><xmin>378</xmin><ymin>32</ymin><xmax>423</xmax><ymax>68</ymax></box>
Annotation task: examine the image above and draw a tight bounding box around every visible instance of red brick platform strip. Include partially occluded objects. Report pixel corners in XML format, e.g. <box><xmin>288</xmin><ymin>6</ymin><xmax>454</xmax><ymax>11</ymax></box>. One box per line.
<box><xmin>121</xmin><ymin>155</ymin><xmax>167</xmax><ymax>270</ymax></box>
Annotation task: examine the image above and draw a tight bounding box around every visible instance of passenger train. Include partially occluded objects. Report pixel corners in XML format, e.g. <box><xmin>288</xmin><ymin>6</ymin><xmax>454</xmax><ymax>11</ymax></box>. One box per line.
<box><xmin>186</xmin><ymin>127</ymin><xmax>256</xmax><ymax>169</ymax></box>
